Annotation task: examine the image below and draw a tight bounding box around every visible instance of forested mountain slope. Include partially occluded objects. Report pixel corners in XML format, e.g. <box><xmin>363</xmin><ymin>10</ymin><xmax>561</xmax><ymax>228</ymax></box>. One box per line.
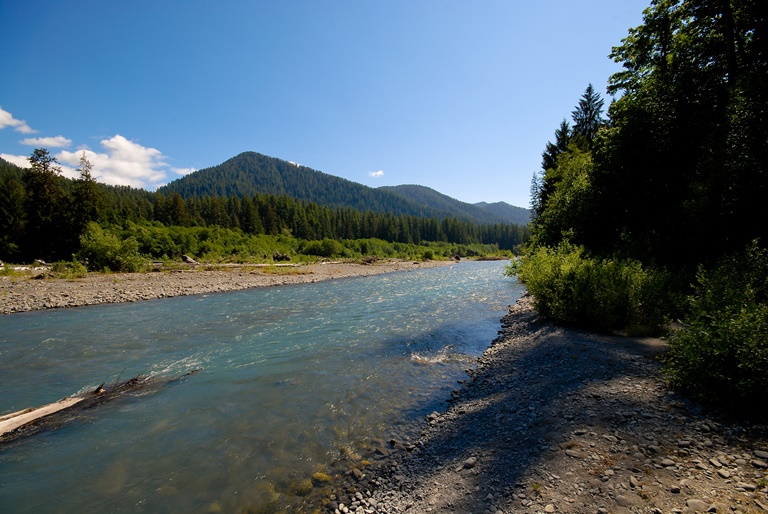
<box><xmin>381</xmin><ymin>184</ymin><xmax>530</xmax><ymax>225</ymax></box>
<box><xmin>159</xmin><ymin>152</ymin><xmax>530</xmax><ymax>225</ymax></box>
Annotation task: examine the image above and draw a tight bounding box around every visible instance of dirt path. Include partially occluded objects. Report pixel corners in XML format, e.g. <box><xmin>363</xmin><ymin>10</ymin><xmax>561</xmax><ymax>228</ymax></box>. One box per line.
<box><xmin>328</xmin><ymin>295</ymin><xmax>768</xmax><ymax>514</ymax></box>
<box><xmin>0</xmin><ymin>260</ymin><xmax>450</xmax><ymax>315</ymax></box>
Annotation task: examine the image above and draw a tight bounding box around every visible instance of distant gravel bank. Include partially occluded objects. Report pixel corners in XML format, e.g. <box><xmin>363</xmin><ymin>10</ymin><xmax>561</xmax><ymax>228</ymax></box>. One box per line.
<box><xmin>0</xmin><ymin>260</ymin><xmax>452</xmax><ymax>315</ymax></box>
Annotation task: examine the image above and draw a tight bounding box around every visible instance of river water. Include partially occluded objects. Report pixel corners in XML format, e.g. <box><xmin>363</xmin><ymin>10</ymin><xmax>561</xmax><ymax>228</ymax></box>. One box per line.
<box><xmin>0</xmin><ymin>260</ymin><xmax>523</xmax><ymax>513</ymax></box>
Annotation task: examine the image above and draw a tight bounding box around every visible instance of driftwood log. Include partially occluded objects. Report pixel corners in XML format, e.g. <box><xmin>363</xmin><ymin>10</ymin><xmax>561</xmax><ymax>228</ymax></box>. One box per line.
<box><xmin>0</xmin><ymin>369</ymin><xmax>200</xmax><ymax>449</ymax></box>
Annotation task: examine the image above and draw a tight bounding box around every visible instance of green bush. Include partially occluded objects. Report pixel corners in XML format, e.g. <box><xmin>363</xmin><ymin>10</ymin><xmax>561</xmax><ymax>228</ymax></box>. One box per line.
<box><xmin>300</xmin><ymin>238</ymin><xmax>345</xmax><ymax>258</ymax></box>
<box><xmin>508</xmin><ymin>241</ymin><xmax>674</xmax><ymax>331</ymax></box>
<box><xmin>664</xmin><ymin>242</ymin><xmax>768</xmax><ymax>413</ymax></box>
<box><xmin>77</xmin><ymin>222</ymin><xmax>145</xmax><ymax>272</ymax></box>
<box><xmin>51</xmin><ymin>260</ymin><xmax>88</xmax><ymax>279</ymax></box>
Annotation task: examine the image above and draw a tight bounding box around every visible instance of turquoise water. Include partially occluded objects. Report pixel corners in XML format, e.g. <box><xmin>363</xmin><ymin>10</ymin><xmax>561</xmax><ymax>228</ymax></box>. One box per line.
<box><xmin>0</xmin><ymin>261</ymin><xmax>522</xmax><ymax>513</ymax></box>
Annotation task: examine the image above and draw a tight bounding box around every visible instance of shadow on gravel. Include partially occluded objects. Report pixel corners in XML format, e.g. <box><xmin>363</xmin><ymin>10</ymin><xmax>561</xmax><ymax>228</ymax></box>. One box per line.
<box><xmin>375</xmin><ymin>302</ymin><xmax>674</xmax><ymax>511</ymax></box>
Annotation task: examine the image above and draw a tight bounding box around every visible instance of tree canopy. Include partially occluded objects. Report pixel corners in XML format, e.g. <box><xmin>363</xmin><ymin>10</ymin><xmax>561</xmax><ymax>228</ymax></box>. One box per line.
<box><xmin>530</xmin><ymin>0</ymin><xmax>767</xmax><ymax>268</ymax></box>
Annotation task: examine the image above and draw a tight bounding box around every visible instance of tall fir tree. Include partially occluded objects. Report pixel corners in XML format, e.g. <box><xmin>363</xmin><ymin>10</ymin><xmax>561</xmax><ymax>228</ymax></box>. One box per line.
<box><xmin>571</xmin><ymin>83</ymin><xmax>605</xmax><ymax>148</ymax></box>
<box><xmin>24</xmin><ymin>148</ymin><xmax>66</xmax><ymax>261</ymax></box>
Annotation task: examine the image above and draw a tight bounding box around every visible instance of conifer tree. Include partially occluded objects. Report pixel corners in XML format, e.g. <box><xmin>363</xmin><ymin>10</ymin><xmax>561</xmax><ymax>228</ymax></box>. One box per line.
<box><xmin>24</xmin><ymin>148</ymin><xmax>66</xmax><ymax>260</ymax></box>
<box><xmin>571</xmin><ymin>83</ymin><xmax>604</xmax><ymax>148</ymax></box>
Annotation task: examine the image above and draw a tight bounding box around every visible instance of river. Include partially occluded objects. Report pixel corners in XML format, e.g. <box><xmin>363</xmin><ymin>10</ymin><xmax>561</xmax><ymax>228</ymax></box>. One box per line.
<box><xmin>0</xmin><ymin>260</ymin><xmax>523</xmax><ymax>513</ymax></box>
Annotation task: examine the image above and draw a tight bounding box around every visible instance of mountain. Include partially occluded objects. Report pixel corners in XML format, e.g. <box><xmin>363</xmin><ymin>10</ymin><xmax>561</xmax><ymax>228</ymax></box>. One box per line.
<box><xmin>159</xmin><ymin>152</ymin><xmax>530</xmax><ymax>225</ymax></box>
<box><xmin>380</xmin><ymin>184</ymin><xmax>530</xmax><ymax>225</ymax></box>
<box><xmin>473</xmin><ymin>201</ymin><xmax>531</xmax><ymax>226</ymax></box>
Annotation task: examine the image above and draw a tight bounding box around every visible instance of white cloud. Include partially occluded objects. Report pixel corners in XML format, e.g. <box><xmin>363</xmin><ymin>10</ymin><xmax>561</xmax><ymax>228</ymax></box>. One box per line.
<box><xmin>369</xmin><ymin>170</ymin><xmax>385</xmax><ymax>178</ymax></box>
<box><xmin>57</xmin><ymin>134</ymin><xmax>170</xmax><ymax>189</ymax></box>
<box><xmin>0</xmin><ymin>153</ymin><xmax>30</xmax><ymax>168</ymax></box>
<box><xmin>172</xmin><ymin>167</ymin><xmax>196</xmax><ymax>176</ymax></box>
<box><xmin>0</xmin><ymin>106</ymin><xmax>35</xmax><ymax>134</ymax></box>
<box><xmin>21</xmin><ymin>135</ymin><xmax>72</xmax><ymax>148</ymax></box>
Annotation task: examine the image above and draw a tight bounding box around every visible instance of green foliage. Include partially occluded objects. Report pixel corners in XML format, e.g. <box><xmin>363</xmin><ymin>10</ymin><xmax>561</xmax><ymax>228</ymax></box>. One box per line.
<box><xmin>50</xmin><ymin>260</ymin><xmax>88</xmax><ymax>279</ymax></box>
<box><xmin>571</xmin><ymin>83</ymin><xmax>605</xmax><ymax>148</ymax></box>
<box><xmin>664</xmin><ymin>242</ymin><xmax>768</xmax><ymax>412</ymax></box>
<box><xmin>509</xmin><ymin>242</ymin><xmax>675</xmax><ymax>332</ymax></box>
<box><xmin>300</xmin><ymin>238</ymin><xmax>347</xmax><ymax>258</ymax></box>
<box><xmin>0</xmin><ymin>169</ymin><xmax>26</xmax><ymax>261</ymax></box>
<box><xmin>77</xmin><ymin>222</ymin><xmax>145</xmax><ymax>272</ymax></box>
<box><xmin>0</xmin><ymin>149</ymin><xmax>529</xmax><ymax>264</ymax></box>
<box><xmin>529</xmin><ymin>149</ymin><xmax>595</xmax><ymax>249</ymax></box>
<box><xmin>24</xmin><ymin>148</ymin><xmax>67</xmax><ymax>261</ymax></box>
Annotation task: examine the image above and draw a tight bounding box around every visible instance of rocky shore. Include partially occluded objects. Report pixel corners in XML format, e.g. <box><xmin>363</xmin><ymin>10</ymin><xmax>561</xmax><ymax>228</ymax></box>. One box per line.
<box><xmin>326</xmin><ymin>295</ymin><xmax>768</xmax><ymax>514</ymax></box>
<box><xmin>0</xmin><ymin>260</ymin><xmax>450</xmax><ymax>315</ymax></box>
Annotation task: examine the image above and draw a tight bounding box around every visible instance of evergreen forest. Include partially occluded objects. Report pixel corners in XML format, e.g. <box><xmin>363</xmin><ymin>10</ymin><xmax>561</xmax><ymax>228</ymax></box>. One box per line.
<box><xmin>0</xmin><ymin>152</ymin><xmax>527</xmax><ymax>268</ymax></box>
<box><xmin>515</xmin><ymin>0</ymin><xmax>767</xmax><ymax>414</ymax></box>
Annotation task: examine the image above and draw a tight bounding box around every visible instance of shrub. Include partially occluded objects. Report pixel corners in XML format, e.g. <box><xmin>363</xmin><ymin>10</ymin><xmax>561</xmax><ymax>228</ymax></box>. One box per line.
<box><xmin>51</xmin><ymin>260</ymin><xmax>88</xmax><ymax>279</ymax></box>
<box><xmin>664</xmin><ymin>241</ymin><xmax>768</xmax><ymax>413</ymax></box>
<box><xmin>77</xmin><ymin>222</ymin><xmax>145</xmax><ymax>272</ymax></box>
<box><xmin>508</xmin><ymin>241</ymin><xmax>674</xmax><ymax>332</ymax></box>
<box><xmin>301</xmin><ymin>238</ymin><xmax>345</xmax><ymax>258</ymax></box>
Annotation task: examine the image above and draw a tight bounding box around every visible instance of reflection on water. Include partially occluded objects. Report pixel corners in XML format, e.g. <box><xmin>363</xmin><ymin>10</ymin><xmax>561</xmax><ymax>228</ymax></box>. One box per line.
<box><xmin>0</xmin><ymin>261</ymin><xmax>522</xmax><ymax>513</ymax></box>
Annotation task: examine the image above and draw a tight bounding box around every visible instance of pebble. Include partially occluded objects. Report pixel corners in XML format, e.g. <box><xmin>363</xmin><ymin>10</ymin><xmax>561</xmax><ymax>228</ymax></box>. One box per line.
<box><xmin>463</xmin><ymin>457</ymin><xmax>478</xmax><ymax>469</ymax></box>
<box><xmin>686</xmin><ymin>499</ymin><xmax>709</xmax><ymax>511</ymax></box>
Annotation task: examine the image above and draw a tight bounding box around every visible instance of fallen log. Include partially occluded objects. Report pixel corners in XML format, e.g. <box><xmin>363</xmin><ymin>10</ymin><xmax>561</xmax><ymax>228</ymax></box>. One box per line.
<box><xmin>0</xmin><ymin>369</ymin><xmax>200</xmax><ymax>449</ymax></box>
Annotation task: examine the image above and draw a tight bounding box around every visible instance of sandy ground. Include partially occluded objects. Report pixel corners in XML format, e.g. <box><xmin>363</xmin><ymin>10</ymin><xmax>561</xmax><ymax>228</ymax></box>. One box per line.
<box><xmin>0</xmin><ymin>260</ymin><xmax>452</xmax><ymax>315</ymax></box>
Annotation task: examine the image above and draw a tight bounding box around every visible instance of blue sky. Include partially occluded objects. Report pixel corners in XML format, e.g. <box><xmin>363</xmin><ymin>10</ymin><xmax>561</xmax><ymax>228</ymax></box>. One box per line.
<box><xmin>0</xmin><ymin>0</ymin><xmax>648</xmax><ymax>209</ymax></box>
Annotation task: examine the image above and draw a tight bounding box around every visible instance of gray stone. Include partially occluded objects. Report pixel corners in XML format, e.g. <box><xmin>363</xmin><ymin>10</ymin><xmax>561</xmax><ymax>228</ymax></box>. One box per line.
<box><xmin>686</xmin><ymin>499</ymin><xmax>709</xmax><ymax>512</ymax></box>
<box><xmin>661</xmin><ymin>458</ymin><xmax>676</xmax><ymax>467</ymax></box>
<box><xmin>463</xmin><ymin>457</ymin><xmax>478</xmax><ymax>469</ymax></box>
<box><xmin>717</xmin><ymin>469</ymin><xmax>730</xmax><ymax>479</ymax></box>
<box><xmin>752</xmin><ymin>459</ymin><xmax>768</xmax><ymax>468</ymax></box>
<box><xmin>754</xmin><ymin>450</ymin><xmax>768</xmax><ymax>459</ymax></box>
<box><xmin>616</xmin><ymin>495</ymin><xmax>636</xmax><ymax>507</ymax></box>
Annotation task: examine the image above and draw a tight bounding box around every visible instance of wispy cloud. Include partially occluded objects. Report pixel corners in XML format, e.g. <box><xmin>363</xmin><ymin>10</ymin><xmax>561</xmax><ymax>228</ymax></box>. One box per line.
<box><xmin>172</xmin><ymin>167</ymin><xmax>196</xmax><ymax>176</ymax></box>
<box><xmin>369</xmin><ymin>170</ymin><xmax>384</xmax><ymax>178</ymax></box>
<box><xmin>0</xmin><ymin>106</ymin><xmax>35</xmax><ymax>134</ymax></box>
<box><xmin>21</xmin><ymin>135</ymin><xmax>72</xmax><ymax>148</ymax></box>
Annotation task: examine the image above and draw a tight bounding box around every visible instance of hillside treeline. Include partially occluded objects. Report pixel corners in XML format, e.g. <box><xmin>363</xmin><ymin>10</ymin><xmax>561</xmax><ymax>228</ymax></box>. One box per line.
<box><xmin>514</xmin><ymin>0</ymin><xmax>766</xmax><ymax>414</ymax></box>
<box><xmin>158</xmin><ymin>151</ymin><xmax>529</xmax><ymax>225</ymax></box>
<box><xmin>0</xmin><ymin>153</ymin><xmax>527</xmax><ymax>264</ymax></box>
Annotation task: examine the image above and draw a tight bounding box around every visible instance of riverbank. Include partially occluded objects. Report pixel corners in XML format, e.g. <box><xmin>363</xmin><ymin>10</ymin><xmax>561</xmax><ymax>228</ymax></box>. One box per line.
<box><xmin>0</xmin><ymin>260</ymin><xmax>451</xmax><ymax>315</ymax></box>
<box><xmin>328</xmin><ymin>295</ymin><xmax>768</xmax><ymax>514</ymax></box>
